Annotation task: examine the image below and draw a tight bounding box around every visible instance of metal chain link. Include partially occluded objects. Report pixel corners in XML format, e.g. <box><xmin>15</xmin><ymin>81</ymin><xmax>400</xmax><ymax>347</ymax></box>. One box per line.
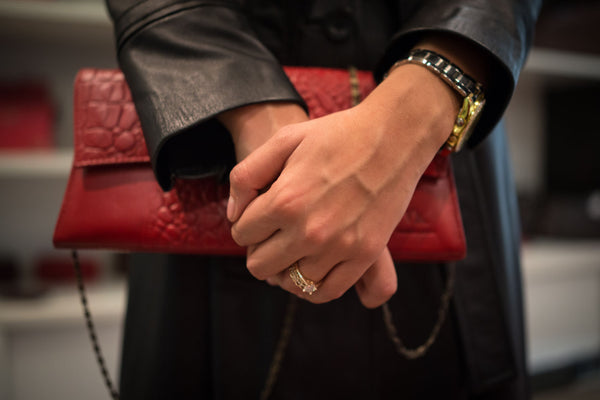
<box><xmin>74</xmin><ymin>253</ymin><xmax>455</xmax><ymax>399</ymax></box>
<box><xmin>73</xmin><ymin>250</ymin><xmax>120</xmax><ymax>399</ymax></box>
<box><xmin>259</xmin><ymin>295</ymin><xmax>298</xmax><ymax>400</ymax></box>
<box><xmin>347</xmin><ymin>67</ymin><xmax>457</xmax><ymax>359</ymax></box>
<box><xmin>382</xmin><ymin>263</ymin><xmax>456</xmax><ymax>359</ymax></box>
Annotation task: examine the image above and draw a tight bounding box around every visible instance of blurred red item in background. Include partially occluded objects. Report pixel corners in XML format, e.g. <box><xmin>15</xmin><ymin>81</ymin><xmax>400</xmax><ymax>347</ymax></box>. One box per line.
<box><xmin>0</xmin><ymin>82</ymin><xmax>54</xmax><ymax>148</ymax></box>
<box><xmin>35</xmin><ymin>255</ymin><xmax>99</xmax><ymax>283</ymax></box>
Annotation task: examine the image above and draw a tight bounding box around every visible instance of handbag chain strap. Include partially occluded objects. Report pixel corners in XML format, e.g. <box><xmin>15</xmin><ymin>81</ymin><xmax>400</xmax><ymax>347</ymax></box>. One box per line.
<box><xmin>260</xmin><ymin>266</ymin><xmax>456</xmax><ymax>398</ymax></box>
<box><xmin>382</xmin><ymin>263</ymin><xmax>456</xmax><ymax>359</ymax></box>
<box><xmin>259</xmin><ymin>294</ymin><xmax>297</xmax><ymax>400</ymax></box>
<box><xmin>347</xmin><ymin>66</ymin><xmax>457</xmax><ymax>359</ymax></box>
<box><xmin>261</xmin><ymin>68</ymin><xmax>458</xmax><ymax>396</ymax></box>
<box><xmin>73</xmin><ymin>67</ymin><xmax>457</xmax><ymax>400</ymax></box>
<box><xmin>73</xmin><ymin>256</ymin><xmax>455</xmax><ymax>399</ymax></box>
<box><xmin>72</xmin><ymin>251</ymin><xmax>120</xmax><ymax>400</ymax></box>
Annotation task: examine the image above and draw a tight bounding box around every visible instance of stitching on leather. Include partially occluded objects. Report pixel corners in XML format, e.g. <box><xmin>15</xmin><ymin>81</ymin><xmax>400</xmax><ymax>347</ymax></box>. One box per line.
<box><xmin>116</xmin><ymin>1</ymin><xmax>240</xmax><ymax>52</ymax></box>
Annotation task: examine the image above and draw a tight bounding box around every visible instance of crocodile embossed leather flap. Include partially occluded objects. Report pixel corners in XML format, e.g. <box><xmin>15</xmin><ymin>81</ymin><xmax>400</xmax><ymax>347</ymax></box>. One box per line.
<box><xmin>53</xmin><ymin>67</ymin><xmax>466</xmax><ymax>261</ymax></box>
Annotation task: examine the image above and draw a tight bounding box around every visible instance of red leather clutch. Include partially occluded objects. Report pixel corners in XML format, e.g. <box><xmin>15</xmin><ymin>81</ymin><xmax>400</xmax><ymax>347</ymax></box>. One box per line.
<box><xmin>53</xmin><ymin>67</ymin><xmax>466</xmax><ymax>261</ymax></box>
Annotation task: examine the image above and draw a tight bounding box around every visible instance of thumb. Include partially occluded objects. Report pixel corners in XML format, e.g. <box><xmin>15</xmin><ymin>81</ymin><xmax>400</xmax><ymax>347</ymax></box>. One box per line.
<box><xmin>227</xmin><ymin>127</ymin><xmax>302</xmax><ymax>222</ymax></box>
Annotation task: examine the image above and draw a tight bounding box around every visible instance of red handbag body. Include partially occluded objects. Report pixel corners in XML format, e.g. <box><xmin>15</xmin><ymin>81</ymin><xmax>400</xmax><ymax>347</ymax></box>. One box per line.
<box><xmin>53</xmin><ymin>68</ymin><xmax>466</xmax><ymax>261</ymax></box>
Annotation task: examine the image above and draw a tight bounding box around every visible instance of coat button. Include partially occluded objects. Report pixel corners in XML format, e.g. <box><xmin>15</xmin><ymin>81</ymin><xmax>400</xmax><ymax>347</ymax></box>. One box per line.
<box><xmin>323</xmin><ymin>8</ymin><xmax>355</xmax><ymax>42</ymax></box>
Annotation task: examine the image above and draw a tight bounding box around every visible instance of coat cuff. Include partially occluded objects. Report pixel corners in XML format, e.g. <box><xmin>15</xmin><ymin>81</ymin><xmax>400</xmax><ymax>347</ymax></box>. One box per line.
<box><xmin>116</xmin><ymin>4</ymin><xmax>305</xmax><ymax>190</ymax></box>
<box><xmin>375</xmin><ymin>3</ymin><xmax>539</xmax><ymax>148</ymax></box>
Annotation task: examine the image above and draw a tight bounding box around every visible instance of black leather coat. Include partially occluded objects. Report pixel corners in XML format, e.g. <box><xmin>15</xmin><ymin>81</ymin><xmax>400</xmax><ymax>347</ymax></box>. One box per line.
<box><xmin>105</xmin><ymin>1</ymin><xmax>542</xmax><ymax>398</ymax></box>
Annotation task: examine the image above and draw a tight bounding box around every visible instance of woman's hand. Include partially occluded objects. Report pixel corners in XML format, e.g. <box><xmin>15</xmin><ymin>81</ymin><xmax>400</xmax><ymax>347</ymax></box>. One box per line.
<box><xmin>227</xmin><ymin>63</ymin><xmax>461</xmax><ymax>308</ymax></box>
<box><xmin>219</xmin><ymin>99</ymin><xmax>397</xmax><ymax>308</ymax></box>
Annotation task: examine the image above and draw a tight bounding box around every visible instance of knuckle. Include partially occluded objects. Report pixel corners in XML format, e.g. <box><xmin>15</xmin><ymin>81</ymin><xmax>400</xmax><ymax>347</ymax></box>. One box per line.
<box><xmin>275</xmin><ymin>124</ymin><xmax>300</xmax><ymax>142</ymax></box>
<box><xmin>303</xmin><ymin>220</ymin><xmax>328</xmax><ymax>247</ymax></box>
<box><xmin>361</xmin><ymin>296</ymin><xmax>383</xmax><ymax>309</ymax></box>
<box><xmin>359</xmin><ymin>295</ymin><xmax>376</xmax><ymax>309</ymax></box>
<box><xmin>228</xmin><ymin>163</ymin><xmax>246</xmax><ymax>187</ymax></box>
<box><xmin>245</xmin><ymin>258</ymin><xmax>267</xmax><ymax>280</ymax></box>
<box><xmin>380</xmin><ymin>279</ymin><xmax>398</xmax><ymax>299</ymax></box>
<box><xmin>230</xmin><ymin>224</ymin><xmax>246</xmax><ymax>246</ymax></box>
<box><xmin>271</xmin><ymin>188</ymin><xmax>302</xmax><ymax>219</ymax></box>
<box><xmin>359</xmin><ymin>277</ymin><xmax>397</xmax><ymax>309</ymax></box>
<box><xmin>338</xmin><ymin>230</ymin><xmax>359</xmax><ymax>253</ymax></box>
<box><xmin>361</xmin><ymin>235</ymin><xmax>385</xmax><ymax>261</ymax></box>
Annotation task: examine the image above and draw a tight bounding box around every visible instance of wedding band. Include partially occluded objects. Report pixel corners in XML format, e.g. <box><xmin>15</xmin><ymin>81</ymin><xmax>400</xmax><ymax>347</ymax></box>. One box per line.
<box><xmin>288</xmin><ymin>262</ymin><xmax>319</xmax><ymax>295</ymax></box>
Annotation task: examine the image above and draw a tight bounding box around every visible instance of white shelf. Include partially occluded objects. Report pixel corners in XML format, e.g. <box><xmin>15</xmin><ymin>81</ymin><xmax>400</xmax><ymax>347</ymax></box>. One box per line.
<box><xmin>0</xmin><ymin>0</ymin><xmax>112</xmax><ymax>44</ymax></box>
<box><xmin>523</xmin><ymin>239</ymin><xmax>600</xmax><ymax>373</ymax></box>
<box><xmin>523</xmin><ymin>239</ymin><xmax>600</xmax><ymax>279</ymax></box>
<box><xmin>524</xmin><ymin>48</ymin><xmax>600</xmax><ymax>80</ymax></box>
<box><xmin>0</xmin><ymin>0</ymin><xmax>109</xmax><ymax>25</ymax></box>
<box><xmin>2</xmin><ymin>2</ymin><xmax>599</xmax><ymax>81</ymax></box>
<box><xmin>0</xmin><ymin>149</ymin><xmax>72</xmax><ymax>178</ymax></box>
<box><xmin>0</xmin><ymin>281</ymin><xmax>125</xmax><ymax>329</ymax></box>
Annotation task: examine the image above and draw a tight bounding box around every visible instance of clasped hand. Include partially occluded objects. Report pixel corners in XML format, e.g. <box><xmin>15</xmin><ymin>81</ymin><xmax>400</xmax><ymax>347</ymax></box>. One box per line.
<box><xmin>224</xmin><ymin>64</ymin><xmax>459</xmax><ymax>308</ymax></box>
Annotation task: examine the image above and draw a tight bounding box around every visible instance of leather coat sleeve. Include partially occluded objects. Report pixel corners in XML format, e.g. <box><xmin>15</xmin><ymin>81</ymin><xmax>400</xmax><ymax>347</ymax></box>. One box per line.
<box><xmin>105</xmin><ymin>0</ymin><xmax>541</xmax><ymax>190</ymax></box>
<box><xmin>376</xmin><ymin>0</ymin><xmax>542</xmax><ymax>147</ymax></box>
<box><xmin>105</xmin><ymin>0</ymin><xmax>304</xmax><ymax>190</ymax></box>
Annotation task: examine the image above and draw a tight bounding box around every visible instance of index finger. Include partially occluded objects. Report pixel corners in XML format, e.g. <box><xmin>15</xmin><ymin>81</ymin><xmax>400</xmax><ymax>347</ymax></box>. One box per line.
<box><xmin>227</xmin><ymin>126</ymin><xmax>302</xmax><ymax>222</ymax></box>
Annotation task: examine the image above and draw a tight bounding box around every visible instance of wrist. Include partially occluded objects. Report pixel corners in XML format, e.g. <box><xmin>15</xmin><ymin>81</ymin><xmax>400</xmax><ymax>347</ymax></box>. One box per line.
<box><xmin>218</xmin><ymin>102</ymin><xmax>308</xmax><ymax>161</ymax></box>
<box><xmin>382</xmin><ymin>42</ymin><xmax>488</xmax><ymax>153</ymax></box>
<box><xmin>365</xmin><ymin>63</ymin><xmax>461</xmax><ymax>159</ymax></box>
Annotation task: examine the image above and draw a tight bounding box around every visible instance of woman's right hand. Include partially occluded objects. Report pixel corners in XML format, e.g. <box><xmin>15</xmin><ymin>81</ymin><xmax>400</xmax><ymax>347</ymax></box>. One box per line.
<box><xmin>218</xmin><ymin>101</ymin><xmax>395</xmax><ymax>309</ymax></box>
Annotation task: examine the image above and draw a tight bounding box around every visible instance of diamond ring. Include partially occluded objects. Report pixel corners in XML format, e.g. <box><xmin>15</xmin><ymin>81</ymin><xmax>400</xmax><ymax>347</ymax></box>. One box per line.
<box><xmin>288</xmin><ymin>262</ymin><xmax>319</xmax><ymax>295</ymax></box>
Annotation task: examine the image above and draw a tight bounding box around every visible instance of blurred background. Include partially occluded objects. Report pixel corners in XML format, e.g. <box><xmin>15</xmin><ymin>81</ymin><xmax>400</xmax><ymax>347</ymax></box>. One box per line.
<box><xmin>0</xmin><ymin>0</ymin><xmax>598</xmax><ymax>399</ymax></box>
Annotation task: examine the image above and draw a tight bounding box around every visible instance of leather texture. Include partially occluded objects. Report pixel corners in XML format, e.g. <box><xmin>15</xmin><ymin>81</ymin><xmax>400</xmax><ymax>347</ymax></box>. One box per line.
<box><xmin>106</xmin><ymin>0</ymin><xmax>542</xmax><ymax>191</ymax></box>
<box><xmin>53</xmin><ymin>67</ymin><xmax>466</xmax><ymax>261</ymax></box>
<box><xmin>103</xmin><ymin>1</ymin><xmax>542</xmax><ymax>396</ymax></box>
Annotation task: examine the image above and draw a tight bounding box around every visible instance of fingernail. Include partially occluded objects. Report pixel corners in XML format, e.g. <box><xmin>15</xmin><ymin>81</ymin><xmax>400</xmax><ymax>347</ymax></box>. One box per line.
<box><xmin>226</xmin><ymin>196</ymin><xmax>236</xmax><ymax>221</ymax></box>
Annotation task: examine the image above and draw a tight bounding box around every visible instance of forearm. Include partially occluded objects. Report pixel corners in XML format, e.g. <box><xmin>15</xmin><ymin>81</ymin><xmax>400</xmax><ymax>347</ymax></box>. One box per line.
<box><xmin>105</xmin><ymin>1</ymin><xmax>304</xmax><ymax>190</ymax></box>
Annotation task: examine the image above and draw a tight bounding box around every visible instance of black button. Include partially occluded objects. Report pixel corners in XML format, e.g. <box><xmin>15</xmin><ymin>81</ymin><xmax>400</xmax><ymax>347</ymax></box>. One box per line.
<box><xmin>323</xmin><ymin>8</ymin><xmax>355</xmax><ymax>42</ymax></box>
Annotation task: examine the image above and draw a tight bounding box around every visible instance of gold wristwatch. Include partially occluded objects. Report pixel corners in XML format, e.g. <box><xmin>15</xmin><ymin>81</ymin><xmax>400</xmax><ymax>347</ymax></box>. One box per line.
<box><xmin>387</xmin><ymin>49</ymin><xmax>486</xmax><ymax>152</ymax></box>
